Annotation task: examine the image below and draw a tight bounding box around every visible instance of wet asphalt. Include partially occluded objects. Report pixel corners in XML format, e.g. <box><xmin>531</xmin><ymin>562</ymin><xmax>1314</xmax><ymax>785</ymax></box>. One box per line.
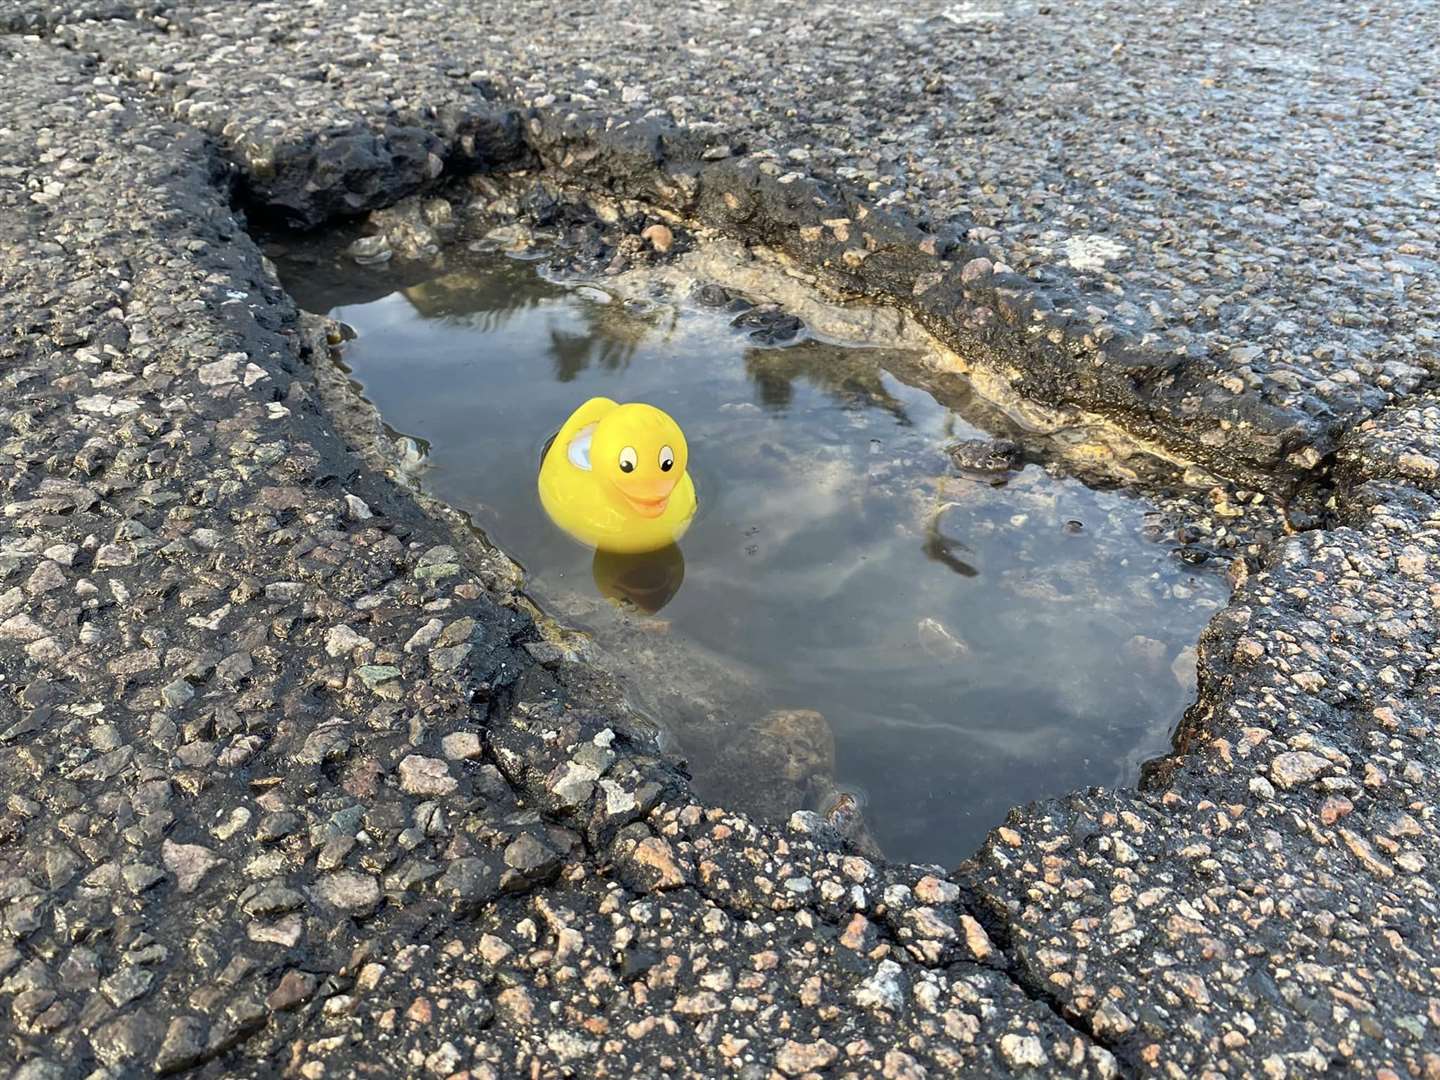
<box><xmin>1</xmin><ymin>3</ymin><xmax>1438</xmax><ymax>1076</ymax></box>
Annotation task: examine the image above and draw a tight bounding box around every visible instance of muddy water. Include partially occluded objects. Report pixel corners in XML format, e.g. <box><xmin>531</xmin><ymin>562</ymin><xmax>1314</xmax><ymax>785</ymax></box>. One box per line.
<box><xmin>278</xmin><ymin>247</ymin><xmax>1226</xmax><ymax>868</ymax></box>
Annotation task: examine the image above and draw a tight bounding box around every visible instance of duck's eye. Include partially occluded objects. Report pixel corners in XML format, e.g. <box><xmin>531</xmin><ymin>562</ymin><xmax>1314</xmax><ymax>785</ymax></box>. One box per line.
<box><xmin>618</xmin><ymin>447</ymin><xmax>638</xmax><ymax>473</ymax></box>
<box><xmin>658</xmin><ymin>445</ymin><xmax>675</xmax><ymax>472</ymax></box>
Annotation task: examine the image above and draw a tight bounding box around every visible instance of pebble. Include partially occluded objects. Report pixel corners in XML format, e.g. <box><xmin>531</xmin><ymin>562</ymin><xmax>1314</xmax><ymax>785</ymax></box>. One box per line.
<box><xmin>344</xmin><ymin>494</ymin><xmax>374</xmax><ymax>521</ymax></box>
<box><xmin>348</xmin><ymin>235</ymin><xmax>394</xmax><ymax>265</ymax></box>
<box><xmin>153</xmin><ymin>1017</ymin><xmax>208</xmax><ymax>1074</ymax></box>
<box><xmin>356</xmin><ymin>664</ymin><xmax>401</xmax><ymax>690</ymax></box>
<box><xmin>160</xmin><ymin>840</ymin><xmax>225</xmax><ymax>894</ymax></box>
<box><xmin>325</xmin><ymin>624</ymin><xmax>373</xmax><ymax>657</ymax></box>
<box><xmin>641</xmin><ymin>223</ymin><xmax>673</xmax><ymax>252</ymax></box>
<box><xmin>998</xmin><ymin>1034</ymin><xmax>1048</xmax><ymax>1068</ymax></box>
<box><xmin>267</xmin><ymin>971</ymin><xmax>318</xmax><ymax>1012</ymax></box>
<box><xmin>623</xmin><ymin>835</ymin><xmax>689</xmax><ymax>890</ymax></box>
<box><xmin>854</xmin><ymin>960</ymin><xmax>906</xmax><ymax>1013</ymax></box>
<box><xmin>316</xmin><ymin>871</ymin><xmax>382</xmax><ymax>914</ymax></box>
<box><xmin>440</xmin><ymin>732</ymin><xmax>483</xmax><ymax>760</ymax></box>
<box><xmin>398</xmin><ymin>755</ymin><xmax>458</xmax><ymax>796</ymax></box>
<box><xmin>1270</xmin><ymin>751</ymin><xmax>1331</xmax><ymax>789</ymax></box>
<box><xmin>775</xmin><ymin>1040</ymin><xmax>839</xmax><ymax>1075</ymax></box>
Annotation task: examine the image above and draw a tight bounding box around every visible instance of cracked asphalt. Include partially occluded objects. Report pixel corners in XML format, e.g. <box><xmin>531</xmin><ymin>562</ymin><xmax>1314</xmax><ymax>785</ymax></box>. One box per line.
<box><xmin>1</xmin><ymin>1</ymin><xmax>1437</xmax><ymax>1077</ymax></box>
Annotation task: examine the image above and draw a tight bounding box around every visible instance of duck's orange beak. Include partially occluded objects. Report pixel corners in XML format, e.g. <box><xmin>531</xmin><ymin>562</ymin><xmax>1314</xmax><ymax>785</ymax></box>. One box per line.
<box><xmin>614</xmin><ymin>475</ymin><xmax>677</xmax><ymax>518</ymax></box>
<box><xmin>622</xmin><ymin>493</ymin><xmax>669</xmax><ymax>518</ymax></box>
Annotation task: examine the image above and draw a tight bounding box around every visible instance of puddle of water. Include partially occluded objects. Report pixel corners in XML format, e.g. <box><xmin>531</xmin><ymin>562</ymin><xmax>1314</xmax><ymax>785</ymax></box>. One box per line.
<box><xmin>277</xmin><ymin>246</ymin><xmax>1225</xmax><ymax>868</ymax></box>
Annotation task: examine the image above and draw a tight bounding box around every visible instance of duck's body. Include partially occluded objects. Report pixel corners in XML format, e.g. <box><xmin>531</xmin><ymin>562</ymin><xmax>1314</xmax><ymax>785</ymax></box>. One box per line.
<box><xmin>539</xmin><ymin>397</ymin><xmax>696</xmax><ymax>554</ymax></box>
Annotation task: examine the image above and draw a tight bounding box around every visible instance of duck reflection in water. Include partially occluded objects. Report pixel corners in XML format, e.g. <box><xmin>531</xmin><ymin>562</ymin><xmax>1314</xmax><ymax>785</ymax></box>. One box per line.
<box><xmin>592</xmin><ymin>544</ymin><xmax>686</xmax><ymax>613</ymax></box>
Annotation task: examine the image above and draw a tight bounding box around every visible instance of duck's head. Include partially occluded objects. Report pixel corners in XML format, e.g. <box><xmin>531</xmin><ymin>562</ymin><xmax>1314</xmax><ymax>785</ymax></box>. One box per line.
<box><xmin>592</xmin><ymin>403</ymin><xmax>688</xmax><ymax>519</ymax></box>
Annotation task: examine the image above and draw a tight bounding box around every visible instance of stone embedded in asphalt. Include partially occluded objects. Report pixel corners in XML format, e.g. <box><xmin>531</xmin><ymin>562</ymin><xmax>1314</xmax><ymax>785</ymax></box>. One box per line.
<box><xmin>1396</xmin><ymin>452</ymin><xmax>1440</xmax><ymax>479</ymax></box>
<box><xmin>316</xmin><ymin>871</ymin><xmax>382</xmax><ymax>914</ymax></box>
<box><xmin>913</xmin><ymin>874</ymin><xmax>959</xmax><ymax>905</ymax></box>
<box><xmin>619</xmin><ymin>835</ymin><xmax>690</xmax><ymax>891</ymax></box>
<box><xmin>437</xmin><ymin>856</ymin><xmax>503</xmax><ymax>916</ymax></box>
<box><xmin>161</xmin><ymin>839</ymin><xmax>225</xmax><ymax>894</ymax></box>
<box><xmin>356</xmin><ymin>664</ymin><xmax>401</xmax><ymax>690</ymax></box>
<box><xmin>429</xmin><ymin>643</ymin><xmax>472</xmax><ymax>672</ymax></box>
<box><xmin>255</xmin><ymin>811</ymin><xmax>301</xmax><ymax>842</ymax></box>
<box><xmin>295</xmin><ymin>724</ymin><xmax>352</xmax><ymax>765</ymax></box>
<box><xmin>550</xmin><ymin>760</ymin><xmax>598</xmax><ymax>808</ymax></box>
<box><xmin>999</xmin><ymin>1034</ymin><xmax>1048</xmax><ymax>1068</ymax></box>
<box><xmin>121</xmin><ymin>862</ymin><xmax>166</xmax><ymax>895</ymax></box>
<box><xmin>398</xmin><ymin>754</ymin><xmax>458</xmax><ymax>796</ymax></box>
<box><xmin>522</xmin><ymin>640</ymin><xmax>564</xmax><ymax>667</ymax></box>
<box><xmin>775</xmin><ymin>1039</ymin><xmax>839</xmax><ymax>1076</ymax></box>
<box><xmin>1270</xmin><ymin>751</ymin><xmax>1332</xmax><ymax>789</ymax></box>
<box><xmin>502</xmin><ymin>833</ymin><xmax>563</xmax><ymax>885</ymax></box>
<box><xmin>641</xmin><ymin>223</ymin><xmax>673</xmax><ymax>252</ymax></box>
<box><xmin>440</xmin><ymin>731</ymin><xmax>483</xmax><ymax>760</ymax></box>
<box><xmin>437</xmin><ymin>616</ymin><xmax>476</xmax><ymax>647</ymax></box>
<box><xmin>414</xmin><ymin>561</ymin><xmax>459</xmax><ymax>583</ymax></box>
<box><xmin>960</xmin><ymin>257</ymin><xmax>993</xmax><ymax>284</ymax></box>
<box><xmin>266</xmin><ymin>970</ymin><xmax>318</xmax><ymax>1012</ymax></box>
<box><xmin>959</xmin><ymin>915</ymin><xmax>995</xmax><ymax>962</ymax></box>
<box><xmin>343</xmin><ymin>493</ymin><xmax>374</xmax><ymax>520</ymax></box>
<box><xmin>24</xmin><ymin>560</ymin><xmax>65</xmax><ymax>595</ymax></box>
<box><xmin>673</xmin><ymin>991</ymin><xmax>725</xmax><ymax>1017</ymax></box>
<box><xmin>404</xmin><ymin>617</ymin><xmax>444</xmax><ymax>653</ymax></box>
<box><xmin>154</xmin><ymin>1016</ymin><xmax>208</xmax><ymax>1075</ymax></box>
<box><xmin>240</xmin><ymin>883</ymin><xmax>305</xmax><ymax>918</ymax></box>
<box><xmin>160</xmin><ymin>678</ymin><xmax>195</xmax><ymax>709</ymax></box>
<box><xmin>248</xmin><ymin>915</ymin><xmax>305</xmax><ymax>948</ymax></box>
<box><xmin>418</xmin><ymin>544</ymin><xmax>458</xmax><ymax>565</ymax></box>
<box><xmin>325</xmin><ymin>623</ymin><xmax>374</xmax><ymax>657</ymax></box>
<box><xmin>100</xmin><ymin>966</ymin><xmax>154</xmax><ymax>1008</ymax></box>
<box><xmin>1397</xmin><ymin>545</ymin><xmax>1427</xmax><ymax>576</ymax></box>
<box><xmin>854</xmin><ymin>959</ymin><xmax>907</xmax><ymax>1014</ymax></box>
<box><xmin>197</xmin><ymin>356</ymin><xmax>240</xmax><ymax>386</ymax></box>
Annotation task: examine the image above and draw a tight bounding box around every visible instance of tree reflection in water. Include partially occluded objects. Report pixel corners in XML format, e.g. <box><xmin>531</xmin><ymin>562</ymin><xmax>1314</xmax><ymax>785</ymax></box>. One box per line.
<box><xmin>743</xmin><ymin>340</ymin><xmax>913</xmax><ymax>425</ymax></box>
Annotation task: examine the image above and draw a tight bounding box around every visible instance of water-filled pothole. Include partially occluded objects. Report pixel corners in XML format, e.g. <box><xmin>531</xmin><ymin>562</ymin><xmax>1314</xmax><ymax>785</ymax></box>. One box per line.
<box><xmin>276</xmin><ymin>240</ymin><xmax>1230</xmax><ymax>867</ymax></box>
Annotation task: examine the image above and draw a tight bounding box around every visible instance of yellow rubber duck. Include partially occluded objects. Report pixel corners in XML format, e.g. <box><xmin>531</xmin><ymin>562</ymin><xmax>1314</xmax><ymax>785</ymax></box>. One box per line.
<box><xmin>538</xmin><ymin>397</ymin><xmax>697</xmax><ymax>554</ymax></box>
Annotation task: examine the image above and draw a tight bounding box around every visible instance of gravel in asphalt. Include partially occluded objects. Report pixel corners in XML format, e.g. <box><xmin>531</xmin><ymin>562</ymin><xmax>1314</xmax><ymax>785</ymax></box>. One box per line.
<box><xmin>1</xmin><ymin>3</ymin><xmax>1438</xmax><ymax>1076</ymax></box>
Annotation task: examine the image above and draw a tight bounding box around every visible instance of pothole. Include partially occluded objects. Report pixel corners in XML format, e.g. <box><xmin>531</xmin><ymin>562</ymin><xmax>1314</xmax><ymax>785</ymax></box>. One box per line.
<box><xmin>269</xmin><ymin>203</ymin><xmax>1280</xmax><ymax>868</ymax></box>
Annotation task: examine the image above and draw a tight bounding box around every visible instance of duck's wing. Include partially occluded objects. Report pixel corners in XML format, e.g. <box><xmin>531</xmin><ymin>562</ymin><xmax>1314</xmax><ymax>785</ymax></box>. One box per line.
<box><xmin>555</xmin><ymin>397</ymin><xmax>617</xmax><ymax>448</ymax></box>
<box><xmin>566</xmin><ymin>424</ymin><xmax>596</xmax><ymax>470</ymax></box>
<box><xmin>554</xmin><ymin>397</ymin><xmax>617</xmax><ymax>471</ymax></box>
